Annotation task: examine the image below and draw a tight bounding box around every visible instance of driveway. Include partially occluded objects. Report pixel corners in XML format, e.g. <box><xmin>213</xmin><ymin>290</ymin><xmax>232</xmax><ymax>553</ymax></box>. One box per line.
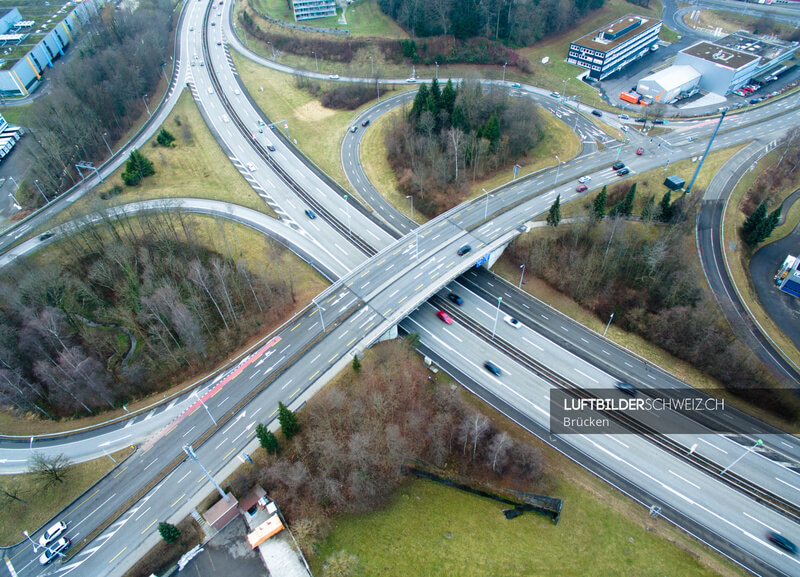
<box><xmin>181</xmin><ymin>516</ymin><xmax>267</xmax><ymax>577</ymax></box>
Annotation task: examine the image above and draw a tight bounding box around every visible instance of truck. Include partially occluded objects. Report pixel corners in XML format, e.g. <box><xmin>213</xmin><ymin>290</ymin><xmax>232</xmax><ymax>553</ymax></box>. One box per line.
<box><xmin>620</xmin><ymin>92</ymin><xmax>644</xmax><ymax>105</ymax></box>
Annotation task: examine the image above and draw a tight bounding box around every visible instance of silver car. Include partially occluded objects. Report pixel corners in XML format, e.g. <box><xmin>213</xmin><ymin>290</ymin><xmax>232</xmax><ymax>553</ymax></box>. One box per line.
<box><xmin>38</xmin><ymin>521</ymin><xmax>67</xmax><ymax>547</ymax></box>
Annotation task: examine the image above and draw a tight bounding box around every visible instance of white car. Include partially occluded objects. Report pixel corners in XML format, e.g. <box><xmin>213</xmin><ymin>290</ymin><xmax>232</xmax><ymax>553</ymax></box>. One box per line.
<box><xmin>246</xmin><ymin>162</ymin><xmax>256</xmax><ymax>171</ymax></box>
<box><xmin>234</xmin><ymin>88</ymin><xmax>240</xmax><ymax>95</ymax></box>
<box><xmin>207</xmin><ymin>86</ymin><xmax>214</xmax><ymax>94</ymax></box>
<box><xmin>578</xmin><ymin>176</ymin><xmax>591</xmax><ymax>184</ymax></box>
<box><xmin>39</xmin><ymin>537</ymin><xmax>70</xmax><ymax>565</ymax></box>
<box><xmin>39</xmin><ymin>521</ymin><xmax>67</xmax><ymax>547</ymax></box>
<box><xmin>222</xmin><ymin>114</ymin><xmax>229</xmax><ymax>123</ymax></box>
<box><xmin>328</xmin><ymin>74</ymin><xmax>340</xmax><ymax>80</ymax></box>
<box><xmin>503</xmin><ymin>315</ymin><xmax>521</xmax><ymax>329</ymax></box>
<box><xmin>406</xmin><ymin>77</ymin><xmax>417</xmax><ymax>83</ymax></box>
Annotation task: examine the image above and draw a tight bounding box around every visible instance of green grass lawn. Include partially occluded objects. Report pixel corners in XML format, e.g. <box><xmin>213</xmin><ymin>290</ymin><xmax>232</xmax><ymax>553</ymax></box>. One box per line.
<box><xmin>660</xmin><ymin>24</ymin><xmax>681</xmax><ymax>44</ymax></box>
<box><xmin>685</xmin><ymin>8</ymin><xmax>798</xmax><ymax>40</ymax></box>
<box><xmin>249</xmin><ymin>0</ymin><xmax>406</xmax><ymax>37</ymax></box>
<box><xmin>0</xmin><ymin>103</ymin><xmax>30</xmax><ymax>126</ymax></box>
<box><xmin>0</xmin><ymin>447</ymin><xmax>133</xmax><ymax>546</ymax></box>
<box><xmin>44</xmin><ymin>89</ymin><xmax>273</xmax><ymax>232</ymax></box>
<box><xmin>312</xmin><ymin>476</ymin><xmax>735</xmax><ymax>577</ymax></box>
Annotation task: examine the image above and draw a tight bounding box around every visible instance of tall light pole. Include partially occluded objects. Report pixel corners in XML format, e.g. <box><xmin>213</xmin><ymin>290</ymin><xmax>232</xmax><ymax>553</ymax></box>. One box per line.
<box><xmin>413</xmin><ymin>229</ymin><xmax>419</xmax><ymax>260</ymax></box>
<box><xmin>313</xmin><ymin>300</ymin><xmax>326</xmax><ymax>332</ymax></box>
<box><xmin>192</xmin><ymin>390</ymin><xmax>217</xmax><ymax>426</ymax></box>
<box><xmin>312</xmin><ymin>51</ymin><xmax>318</xmax><ymax>72</ymax></box>
<box><xmin>33</xmin><ymin>179</ymin><xmax>48</xmax><ymax>203</ymax></box>
<box><xmin>686</xmin><ymin>108</ymin><xmax>727</xmax><ymax>195</ymax></box>
<box><xmin>406</xmin><ymin>195</ymin><xmax>414</xmax><ymax>221</ymax></box>
<box><xmin>721</xmin><ymin>439</ymin><xmax>762</xmax><ymax>476</ymax></box>
<box><xmin>554</xmin><ymin>155</ymin><xmax>561</xmax><ymax>185</ymax></box>
<box><xmin>518</xmin><ymin>264</ymin><xmax>525</xmax><ymax>288</ymax></box>
<box><xmin>435</xmin><ymin>61</ymin><xmax>439</xmax><ymax>79</ymax></box>
<box><xmin>23</xmin><ymin>530</ymin><xmax>63</xmax><ymax>560</ymax></box>
<box><xmin>502</xmin><ymin>61</ymin><xmax>507</xmax><ymax>83</ymax></box>
<box><xmin>482</xmin><ymin>188</ymin><xmax>492</xmax><ymax>219</ymax></box>
<box><xmin>22</xmin><ymin>530</ymin><xmax>39</xmax><ymax>553</ymax></box>
<box><xmin>267</xmin><ymin>41</ymin><xmax>276</xmax><ymax>59</ymax></box>
<box><xmin>343</xmin><ymin>194</ymin><xmax>351</xmax><ymax>238</ymax></box>
<box><xmin>101</xmin><ymin>131</ymin><xmax>112</xmax><ymax>156</ymax></box>
<box><xmin>142</xmin><ymin>94</ymin><xmax>151</xmax><ymax>117</ymax></box>
<box><xmin>491</xmin><ymin>297</ymin><xmax>503</xmax><ymax>339</ymax></box>
<box><xmin>183</xmin><ymin>444</ymin><xmax>229</xmax><ymax>501</ymax></box>
<box><xmin>603</xmin><ymin>312</ymin><xmax>614</xmax><ymax>337</ymax></box>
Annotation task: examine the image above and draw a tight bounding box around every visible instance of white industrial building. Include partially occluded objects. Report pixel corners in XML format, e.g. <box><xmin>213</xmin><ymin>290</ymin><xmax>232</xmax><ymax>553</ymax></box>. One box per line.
<box><xmin>637</xmin><ymin>65</ymin><xmax>701</xmax><ymax>103</ymax></box>
<box><xmin>674</xmin><ymin>41</ymin><xmax>760</xmax><ymax>95</ymax></box>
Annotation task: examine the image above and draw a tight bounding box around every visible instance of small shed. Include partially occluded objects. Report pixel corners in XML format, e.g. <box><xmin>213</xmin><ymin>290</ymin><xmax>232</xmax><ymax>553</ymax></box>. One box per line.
<box><xmin>203</xmin><ymin>492</ymin><xmax>239</xmax><ymax>531</ymax></box>
<box><xmin>664</xmin><ymin>175</ymin><xmax>685</xmax><ymax>191</ymax></box>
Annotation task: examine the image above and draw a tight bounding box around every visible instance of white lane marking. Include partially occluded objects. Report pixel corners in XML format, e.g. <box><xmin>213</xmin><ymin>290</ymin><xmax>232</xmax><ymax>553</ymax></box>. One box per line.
<box><xmin>522</xmin><ymin>337</ymin><xmax>543</xmax><ymax>351</ymax></box>
<box><xmin>669</xmin><ymin>469</ymin><xmax>700</xmax><ymax>490</ymax></box>
<box><xmin>776</xmin><ymin>477</ymin><xmax>800</xmax><ymax>493</ymax></box>
<box><xmin>574</xmin><ymin>368</ymin><xmax>598</xmax><ymax>384</ymax></box>
<box><xmin>442</xmin><ymin>327</ymin><xmax>463</xmax><ymax>342</ymax></box>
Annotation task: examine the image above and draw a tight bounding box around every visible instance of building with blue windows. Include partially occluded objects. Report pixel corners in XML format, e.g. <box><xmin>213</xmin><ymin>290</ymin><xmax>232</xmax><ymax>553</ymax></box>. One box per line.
<box><xmin>292</xmin><ymin>0</ymin><xmax>336</xmax><ymax>22</ymax></box>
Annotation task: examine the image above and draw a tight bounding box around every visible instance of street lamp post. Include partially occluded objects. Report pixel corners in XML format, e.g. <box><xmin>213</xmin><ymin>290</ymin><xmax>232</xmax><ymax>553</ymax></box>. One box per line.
<box><xmin>101</xmin><ymin>132</ymin><xmax>112</xmax><ymax>156</ymax></box>
<box><xmin>412</xmin><ymin>229</ymin><xmax>419</xmax><ymax>260</ymax></box>
<box><xmin>183</xmin><ymin>444</ymin><xmax>229</xmax><ymax>501</ymax></box>
<box><xmin>22</xmin><ymin>530</ymin><xmax>39</xmax><ymax>553</ymax></box>
<box><xmin>435</xmin><ymin>61</ymin><xmax>439</xmax><ymax>79</ymax></box>
<box><xmin>491</xmin><ymin>297</ymin><xmax>503</xmax><ymax>339</ymax></box>
<box><xmin>603</xmin><ymin>312</ymin><xmax>614</xmax><ymax>337</ymax></box>
<box><xmin>518</xmin><ymin>264</ymin><xmax>525</xmax><ymax>288</ymax></box>
<box><xmin>502</xmin><ymin>61</ymin><xmax>507</xmax><ymax>83</ymax></box>
<box><xmin>721</xmin><ymin>439</ymin><xmax>762</xmax><ymax>476</ymax></box>
<box><xmin>313</xmin><ymin>300</ymin><xmax>326</xmax><ymax>332</ymax></box>
<box><xmin>312</xmin><ymin>51</ymin><xmax>318</xmax><ymax>72</ymax></box>
<box><xmin>482</xmin><ymin>188</ymin><xmax>493</xmax><ymax>219</ymax></box>
<box><xmin>554</xmin><ymin>155</ymin><xmax>561</xmax><ymax>185</ymax></box>
<box><xmin>142</xmin><ymin>94</ymin><xmax>151</xmax><ymax>117</ymax></box>
<box><xmin>343</xmin><ymin>194</ymin><xmax>351</xmax><ymax>238</ymax></box>
<box><xmin>406</xmin><ymin>195</ymin><xmax>414</xmax><ymax>221</ymax></box>
<box><xmin>33</xmin><ymin>179</ymin><xmax>48</xmax><ymax>203</ymax></box>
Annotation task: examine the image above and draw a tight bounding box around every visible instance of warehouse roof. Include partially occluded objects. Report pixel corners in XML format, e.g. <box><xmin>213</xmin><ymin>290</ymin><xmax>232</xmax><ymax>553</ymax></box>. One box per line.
<box><xmin>640</xmin><ymin>65</ymin><xmax>701</xmax><ymax>91</ymax></box>
<box><xmin>680</xmin><ymin>41</ymin><xmax>759</xmax><ymax>70</ymax></box>
<box><xmin>571</xmin><ymin>13</ymin><xmax>661</xmax><ymax>53</ymax></box>
<box><xmin>715</xmin><ymin>31</ymin><xmax>798</xmax><ymax>65</ymax></box>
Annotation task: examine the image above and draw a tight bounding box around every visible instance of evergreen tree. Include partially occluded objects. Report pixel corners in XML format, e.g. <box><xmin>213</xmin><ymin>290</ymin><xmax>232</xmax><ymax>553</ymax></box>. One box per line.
<box><xmin>746</xmin><ymin>205</ymin><xmax>781</xmax><ymax>246</ymax></box>
<box><xmin>440</xmin><ymin>79</ymin><xmax>457</xmax><ymax>114</ymax></box>
<box><xmin>620</xmin><ymin>183</ymin><xmax>636</xmax><ymax>216</ymax></box>
<box><xmin>547</xmin><ymin>194</ymin><xmax>561</xmax><ymax>227</ymax></box>
<box><xmin>277</xmin><ymin>401</ymin><xmax>300</xmax><ymax>439</ymax></box>
<box><xmin>121</xmin><ymin>149</ymin><xmax>155</xmax><ymax>186</ymax></box>
<box><xmin>352</xmin><ymin>354</ymin><xmax>361</xmax><ymax>373</ymax></box>
<box><xmin>658</xmin><ymin>190</ymin><xmax>673</xmax><ymax>222</ymax></box>
<box><xmin>409</xmin><ymin>84</ymin><xmax>430</xmax><ymax>120</ymax></box>
<box><xmin>592</xmin><ymin>186</ymin><xmax>607</xmax><ymax>220</ymax></box>
<box><xmin>156</xmin><ymin>127</ymin><xmax>175</xmax><ymax>147</ymax></box>
<box><xmin>742</xmin><ymin>201</ymin><xmax>767</xmax><ymax>237</ymax></box>
<box><xmin>481</xmin><ymin>114</ymin><xmax>500</xmax><ymax>147</ymax></box>
<box><xmin>641</xmin><ymin>195</ymin><xmax>656</xmax><ymax>221</ymax></box>
<box><xmin>256</xmin><ymin>424</ymin><xmax>279</xmax><ymax>454</ymax></box>
<box><xmin>429</xmin><ymin>77</ymin><xmax>441</xmax><ymax>110</ymax></box>
<box><xmin>158</xmin><ymin>522</ymin><xmax>181</xmax><ymax>544</ymax></box>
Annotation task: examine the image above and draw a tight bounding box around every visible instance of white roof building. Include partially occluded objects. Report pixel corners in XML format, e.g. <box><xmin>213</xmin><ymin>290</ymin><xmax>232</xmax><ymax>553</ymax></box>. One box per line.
<box><xmin>637</xmin><ymin>65</ymin><xmax>701</xmax><ymax>103</ymax></box>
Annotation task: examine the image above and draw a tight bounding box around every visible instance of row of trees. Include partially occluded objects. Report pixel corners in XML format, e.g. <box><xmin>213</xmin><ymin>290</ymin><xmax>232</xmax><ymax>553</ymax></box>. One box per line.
<box><xmin>228</xmin><ymin>340</ymin><xmax>547</xmax><ymax>553</ymax></box>
<box><xmin>386</xmin><ymin>79</ymin><xmax>544</xmax><ymax>216</ymax></box>
<box><xmin>18</xmin><ymin>0</ymin><xmax>174</xmax><ymax>208</ymax></box>
<box><xmin>378</xmin><ymin>0</ymin><xmax>605</xmax><ymax>45</ymax></box>
<box><xmin>0</xmin><ymin>211</ymin><xmax>295</xmax><ymax>418</ymax></box>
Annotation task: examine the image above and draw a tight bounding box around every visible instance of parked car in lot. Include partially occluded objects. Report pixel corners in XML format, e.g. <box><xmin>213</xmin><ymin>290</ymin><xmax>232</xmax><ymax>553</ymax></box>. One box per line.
<box><xmin>448</xmin><ymin>293</ymin><xmax>463</xmax><ymax>306</ymax></box>
<box><xmin>457</xmin><ymin>245</ymin><xmax>471</xmax><ymax>256</ymax></box>
<box><xmin>484</xmin><ymin>361</ymin><xmax>502</xmax><ymax>376</ymax></box>
<box><xmin>612</xmin><ymin>161</ymin><xmax>625</xmax><ymax>170</ymax></box>
<box><xmin>636</xmin><ymin>147</ymin><xmax>644</xmax><ymax>155</ymax></box>
<box><xmin>437</xmin><ymin>310</ymin><xmax>453</xmax><ymax>324</ymax></box>
<box><xmin>39</xmin><ymin>521</ymin><xmax>67</xmax><ymax>547</ymax></box>
<box><xmin>576</xmin><ymin>184</ymin><xmax>588</xmax><ymax>192</ymax></box>
<box><xmin>39</xmin><ymin>537</ymin><xmax>70</xmax><ymax>565</ymax></box>
<box><xmin>750</xmin><ymin>97</ymin><xmax>763</xmax><ymax>104</ymax></box>
<box><xmin>617</xmin><ymin>167</ymin><xmax>630</xmax><ymax>176</ymax></box>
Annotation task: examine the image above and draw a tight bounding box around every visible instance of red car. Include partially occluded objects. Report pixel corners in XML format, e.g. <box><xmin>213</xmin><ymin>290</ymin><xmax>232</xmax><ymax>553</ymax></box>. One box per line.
<box><xmin>636</xmin><ymin>147</ymin><xmax>644</xmax><ymax>155</ymax></box>
<box><xmin>437</xmin><ymin>311</ymin><xmax>453</xmax><ymax>324</ymax></box>
<box><xmin>576</xmin><ymin>184</ymin><xmax>588</xmax><ymax>192</ymax></box>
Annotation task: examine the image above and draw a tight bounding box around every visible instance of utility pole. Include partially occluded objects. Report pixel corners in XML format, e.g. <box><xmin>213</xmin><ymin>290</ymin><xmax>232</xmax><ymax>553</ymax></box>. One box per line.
<box><xmin>686</xmin><ymin>108</ymin><xmax>727</xmax><ymax>194</ymax></box>
<box><xmin>184</xmin><ymin>444</ymin><xmax>229</xmax><ymax>501</ymax></box>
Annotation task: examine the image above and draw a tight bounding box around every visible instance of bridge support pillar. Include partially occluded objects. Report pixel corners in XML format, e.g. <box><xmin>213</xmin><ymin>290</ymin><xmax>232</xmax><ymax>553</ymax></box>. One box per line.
<box><xmin>480</xmin><ymin>243</ymin><xmax>509</xmax><ymax>270</ymax></box>
<box><xmin>377</xmin><ymin>324</ymin><xmax>398</xmax><ymax>342</ymax></box>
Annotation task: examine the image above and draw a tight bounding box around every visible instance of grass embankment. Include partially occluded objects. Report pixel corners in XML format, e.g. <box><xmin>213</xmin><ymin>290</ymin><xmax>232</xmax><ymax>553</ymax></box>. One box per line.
<box><xmin>722</xmin><ymin>147</ymin><xmax>800</xmax><ymax>372</ymax></box>
<box><xmin>0</xmin><ymin>447</ymin><xmax>133</xmax><ymax>546</ymax></box>
<box><xmin>560</xmin><ymin>144</ymin><xmax>745</xmax><ymax>220</ymax></box>
<box><xmin>660</xmin><ymin>24</ymin><xmax>681</xmax><ymax>44</ymax></box>
<box><xmin>252</xmin><ymin>0</ymin><xmax>406</xmax><ymax>38</ymax></box>
<box><xmin>683</xmin><ymin>9</ymin><xmax>798</xmax><ymax>40</ymax></box>
<box><xmin>43</xmin><ymin>89</ymin><xmax>273</xmax><ymax>234</ymax></box>
<box><xmin>0</xmin><ymin>217</ymin><xmax>329</xmax><ymax>437</ymax></box>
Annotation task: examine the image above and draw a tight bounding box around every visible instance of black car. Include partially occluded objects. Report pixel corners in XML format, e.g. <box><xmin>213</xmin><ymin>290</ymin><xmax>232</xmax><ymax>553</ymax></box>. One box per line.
<box><xmin>448</xmin><ymin>293</ymin><xmax>464</xmax><ymax>306</ymax></box>
<box><xmin>617</xmin><ymin>168</ymin><xmax>630</xmax><ymax>176</ymax></box>
<box><xmin>652</xmin><ymin>118</ymin><xmax>665</xmax><ymax>125</ymax></box>
<box><xmin>591</xmin><ymin>109</ymin><xmax>603</xmax><ymax>117</ymax></box>
<box><xmin>362</xmin><ymin>119</ymin><xmax>370</xmax><ymax>127</ymax></box>
<box><xmin>616</xmin><ymin>382</ymin><xmax>637</xmax><ymax>396</ymax></box>
<box><xmin>484</xmin><ymin>361</ymin><xmax>502</xmax><ymax>376</ymax></box>
<box><xmin>305</xmin><ymin>209</ymin><xmax>316</xmax><ymax>219</ymax></box>
<box><xmin>38</xmin><ymin>232</ymin><xmax>54</xmax><ymax>241</ymax></box>
<box><xmin>612</xmin><ymin>161</ymin><xmax>625</xmax><ymax>170</ymax></box>
<box><xmin>635</xmin><ymin>117</ymin><xmax>647</xmax><ymax>123</ymax></box>
<box><xmin>457</xmin><ymin>245</ymin><xmax>472</xmax><ymax>256</ymax></box>
<box><xmin>767</xmin><ymin>532</ymin><xmax>797</xmax><ymax>555</ymax></box>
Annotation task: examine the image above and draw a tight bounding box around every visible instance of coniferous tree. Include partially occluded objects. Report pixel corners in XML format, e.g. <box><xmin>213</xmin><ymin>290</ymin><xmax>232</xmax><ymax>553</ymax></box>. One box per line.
<box><xmin>658</xmin><ymin>190</ymin><xmax>673</xmax><ymax>222</ymax></box>
<box><xmin>277</xmin><ymin>401</ymin><xmax>300</xmax><ymax>439</ymax></box>
<box><xmin>547</xmin><ymin>194</ymin><xmax>561</xmax><ymax>227</ymax></box>
<box><xmin>742</xmin><ymin>201</ymin><xmax>767</xmax><ymax>238</ymax></box>
<box><xmin>641</xmin><ymin>195</ymin><xmax>655</xmax><ymax>221</ymax></box>
<box><xmin>620</xmin><ymin>183</ymin><xmax>636</xmax><ymax>216</ymax></box>
<box><xmin>158</xmin><ymin>522</ymin><xmax>181</xmax><ymax>544</ymax></box>
<box><xmin>440</xmin><ymin>79</ymin><xmax>457</xmax><ymax>113</ymax></box>
<box><xmin>592</xmin><ymin>186</ymin><xmax>607</xmax><ymax>220</ymax></box>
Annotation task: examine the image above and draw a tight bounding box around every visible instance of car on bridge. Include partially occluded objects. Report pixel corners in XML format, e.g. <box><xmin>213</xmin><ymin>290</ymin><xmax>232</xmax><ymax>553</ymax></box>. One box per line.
<box><xmin>767</xmin><ymin>532</ymin><xmax>797</xmax><ymax>555</ymax></box>
<box><xmin>457</xmin><ymin>245</ymin><xmax>471</xmax><ymax>256</ymax></box>
<box><xmin>437</xmin><ymin>311</ymin><xmax>453</xmax><ymax>324</ymax></box>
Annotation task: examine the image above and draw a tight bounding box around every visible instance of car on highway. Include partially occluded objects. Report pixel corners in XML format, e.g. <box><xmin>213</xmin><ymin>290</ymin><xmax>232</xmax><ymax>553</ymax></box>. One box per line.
<box><xmin>617</xmin><ymin>167</ymin><xmax>630</xmax><ymax>176</ymax></box>
<box><xmin>616</xmin><ymin>382</ymin><xmax>637</xmax><ymax>396</ymax></box>
<box><xmin>199</xmin><ymin>61</ymin><xmax>204</xmax><ymax>67</ymax></box>
<box><xmin>189</xmin><ymin>26</ymin><xmax>194</xmax><ymax>31</ymax></box>
<box><xmin>211</xmin><ymin>21</ymin><xmax>215</xmax><ymax>25</ymax></box>
<box><xmin>448</xmin><ymin>293</ymin><xmax>463</xmax><ymax>306</ymax></box>
<box><xmin>350</xmin><ymin>126</ymin><xmax>358</xmax><ymax>133</ymax></box>
<box><xmin>511</xmin><ymin>83</ymin><xmax>521</xmax><ymax>88</ymax></box>
<box><xmin>304</xmin><ymin>209</ymin><xmax>316</xmax><ymax>219</ymax></box>
<box><xmin>222</xmin><ymin>114</ymin><xmax>229</xmax><ymax>123</ymax></box>
<box><xmin>437</xmin><ymin>310</ymin><xmax>453</xmax><ymax>324</ymax></box>
<box><xmin>38</xmin><ymin>232</ymin><xmax>54</xmax><ymax>241</ymax></box>
<box><xmin>503</xmin><ymin>315</ymin><xmax>521</xmax><ymax>329</ymax></box>
<box><xmin>612</xmin><ymin>161</ymin><xmax>625</xmax><ymax>170</ymax></box>
<box><xmin>39</xmin><ymin>521</ymin><xmax>67</xmax><ymax>547</ymax></box>
<box><xmin>578</xmin><ymin>176</ymin><xmax>591</xmax><ymax>184</ymax></box>
<box><xmin>234</xmin><ymin>88</ymin><xmax>240</xmax><ymax>95</ymax></box>
<box><xmin>246</xmin><ymin>162</ymin><xmax>256</xmax><ymax>171</ymax></box>
<box><xmin>39</xmin><ymin>537</ymin><xmax>70</xmax><ymax>565</ymax></box>
<box><xmin>217</xmin><ymin>41</ymin><xmax>222</xmax><ymax>46</ymax></box>
<box><xmin>591</xmin><ymin>109</ymin><xmax>602</xmax><ymax>117</ymax></box>
<box><xmin>328</xmin><ymin>74</ymin><xmax>340</xmax><ymax>80</ymax></box>
<box><xmin>457</xmin><ymin>245</ymin><xmax>471</xmax><ymax>256</ymax></box>
<box><xmin>767</xmin><ymin>532</ymin><xmax>797</xmax><ymax>554</ymax></box>
<box><xmin>576</xmin><ymin>184</ymin><xmax>588</xmax><ymax>192</ymax></box>
<box><xmin>750</xmin><ymin>97</ymin><xmax>763</xmax><ymax>104</ymax></box>
<box><xmin>266</xmin><ymin>141</ymin><xmax>276</xmax><ymax>151</ymax></box>
<box><xmin>550</xmin><ymin>91</ymin><xmax>560</xmax><ymax>98</ymax></box>
<box><xmin>618</xmin><ymin>113</ymin><xmax>629</xmax><ymax>119</ymax></box>
<box><xmin>636</xmin><ymin>147</ymin><xmax>644</xmax><ymax>155</ymax></box>
<box><xmin>484</xmin><ymin>361</ymin><xmax>502</xmax><ymax>376</ymax></box>
<box><xmin>258</xmin><ymin>120</ymin><xmax>266</xmax><ymax>126</ymax></box>
<box><xmin>207</xmin><ymin>87</ymin><xmax>214</xmax><ymax>94</ymax></box>
<box><xmin>362</xmin><ymin>119</ymin><xmax>370</xmax><ymax>127</ymax></box>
